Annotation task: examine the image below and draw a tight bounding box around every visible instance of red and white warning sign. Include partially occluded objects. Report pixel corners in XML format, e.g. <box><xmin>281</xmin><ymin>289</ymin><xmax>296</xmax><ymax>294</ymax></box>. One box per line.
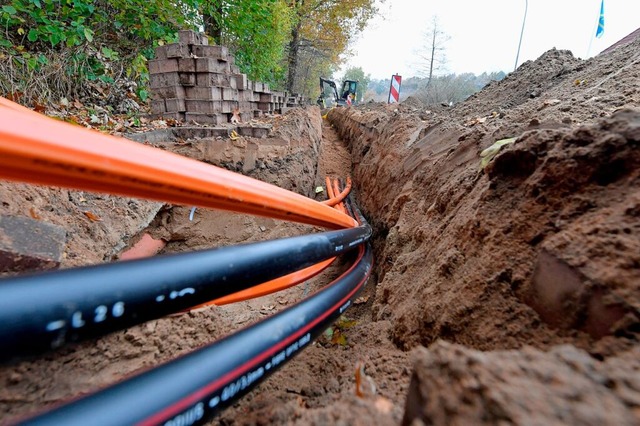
<box><xmin>388</xmin><ymin>74</ymin><xmax>402</xmax><ymax>103</ymax></box>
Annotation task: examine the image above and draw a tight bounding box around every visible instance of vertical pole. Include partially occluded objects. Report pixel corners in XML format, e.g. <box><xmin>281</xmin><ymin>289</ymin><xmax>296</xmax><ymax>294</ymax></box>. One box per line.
<box><xmin>514</xmin><ymin>0</ymin><xmax>528</xmax><ymax>71</ymax></box>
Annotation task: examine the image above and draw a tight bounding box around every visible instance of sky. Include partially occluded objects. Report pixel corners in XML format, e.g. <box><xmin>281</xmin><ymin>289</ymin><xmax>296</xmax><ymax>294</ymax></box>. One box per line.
<box><xmin>340</xmin><ymin>0</ymin><xmax>640</xmax><ymax>80</ymax></box>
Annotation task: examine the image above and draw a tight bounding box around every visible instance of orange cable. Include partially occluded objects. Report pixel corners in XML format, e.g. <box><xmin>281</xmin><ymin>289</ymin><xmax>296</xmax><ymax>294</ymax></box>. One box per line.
<box><xmin>0</xmin><ymin>98</ymin><xmax>356</xmax><ymax>229</ymax></box>
<box><xmin>322</xmin><ymin>176</ymin><xmax>352</xmax><ymax>206</ymax></box>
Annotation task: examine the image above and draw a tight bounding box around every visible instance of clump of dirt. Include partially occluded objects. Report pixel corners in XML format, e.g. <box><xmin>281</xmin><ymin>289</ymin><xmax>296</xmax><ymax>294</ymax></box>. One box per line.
<box><xmin>404</xmin><ymin>341</ymin><xmax>640</xmax><ymax>426</ymax></box>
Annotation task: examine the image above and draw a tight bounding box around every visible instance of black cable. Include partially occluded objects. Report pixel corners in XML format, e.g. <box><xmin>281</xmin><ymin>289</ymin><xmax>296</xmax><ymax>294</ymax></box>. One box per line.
<box><xmin>21</xmin><ymin>239</ymin><xmax>373</xmax><ymax>426</ymax></box>
<box><xmin>0</xmin><ymin>224</ymin><xmax>371</xmax><ymax>361</ymax></box>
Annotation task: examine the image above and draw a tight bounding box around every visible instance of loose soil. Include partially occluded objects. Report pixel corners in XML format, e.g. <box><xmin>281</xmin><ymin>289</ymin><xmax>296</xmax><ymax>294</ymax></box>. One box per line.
<box><xmin>1</xmin><ymin>39</ymin><xmax>639</xmax><ymax>425</ymax></box>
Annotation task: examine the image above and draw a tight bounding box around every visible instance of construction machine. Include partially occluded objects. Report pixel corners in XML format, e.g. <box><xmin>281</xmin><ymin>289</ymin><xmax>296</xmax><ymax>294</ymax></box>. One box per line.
<box><xmin>317</xmin><ymin>77</ymin><xmax>358</xmax><ymax>108</ymax></box>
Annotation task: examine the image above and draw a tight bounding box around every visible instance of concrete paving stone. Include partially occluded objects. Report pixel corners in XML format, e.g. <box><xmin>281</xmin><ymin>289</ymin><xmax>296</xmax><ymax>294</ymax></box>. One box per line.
<box><xmin>178</xmin><ymin>30</ymin><xmax>199</xmax><ymax>46</ymax></box>
<box><xmin>164</xmin><ymin>98</ymin><xmax>186</xmax><ymax>113</ymax></box>
<box><xmin>195</xmin><ymin>58</ymin><xmax>229</xmax><ymax>73</ymax></box>
<box><xmin>184</xmin><ymin>113</ymin><xmax>227</xmax><ymax>126</ymax></box>
<box><xmin>222</xmin><ymin>88</ymin><xmax>239</xmax><ymax>101</ymax></box>
<box><xmin>165</xmin><ymin>43</ymin><xmax>189</xmax><ymax>59</ymax></box>
<box><xmin>185</xmin><ymin>87</ymin><xmax>222</xmax><ymax>101</ymax></box>
<box><xmin>185</xmin><ymin>100</ymin><xmax>223</xmax><ymax>114</ymax></box>
<box><xmin>150</xmin><ymin>72</ymin><xmax>180</xmax><ymax>88</ymax></box>
<box><xmin>0</xmin><ymin>215</ymin><xmax>67</xmax><ymax>273</ymax></box>
<box><xmin>154</xmin><ymin>45</ymin><xmax>168</xmax><ymax>60</ymax></box>
<box><xmin>179</xmin><ymin>72</ymin><xmax>196</xmax><ymax>87</ymax></box>
<box><xmin>151</xmin><ymin>99</ymin><xmax>166</xmax><ymax>114</ymax></box>
<box><xmin>150</xmin><ymin>86</ymin><xmax>185</xmax><ymax>101</ymax></box>
<box><xmin>178</xmin><ymin>58</ymin><xmax>196</xmax><ymax>73</ymax></box>
<box><xmin>191</xmin><ymin>45</ymin><xmax>229</xmax><ymax>61</ymax></box>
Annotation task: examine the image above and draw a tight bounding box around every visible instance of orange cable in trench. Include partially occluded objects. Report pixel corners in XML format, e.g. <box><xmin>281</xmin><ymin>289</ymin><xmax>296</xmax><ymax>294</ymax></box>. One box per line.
<box><xmin>0</xmin><ymin>99</ymin><xmax>356</xmax><ymax>230</ymax></box>
<box><xmin>204</xmin><ymin>178</ymin><xmax>355</xmax><ymax>305</ymax></box>
<box><xmin>187</xmin><ymin>176</ymin><xmax>354</xmax><ymax>307</ymax></box>
<box><xmin>322</xmin><ymin>176</ymin><xmax>352</xmax><ymax>206</ymax></box>
<box><xmin>332</xmin><ymin>178</ymin><xmax>347</xmax><ymax>215</ymax></box>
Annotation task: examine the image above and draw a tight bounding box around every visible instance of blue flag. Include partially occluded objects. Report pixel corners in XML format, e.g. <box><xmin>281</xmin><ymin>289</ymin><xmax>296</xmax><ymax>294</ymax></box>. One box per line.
<box><xmin>596</xmin><ymin>0</ymin><xmax>605</xmax><ymax>38</ymax></box>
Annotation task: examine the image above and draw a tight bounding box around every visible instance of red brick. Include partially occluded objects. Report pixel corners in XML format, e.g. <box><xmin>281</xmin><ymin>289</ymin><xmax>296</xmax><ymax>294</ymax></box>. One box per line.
<box><xmin>151</xmin><ymin>99</ymin><xmax>166</xmax><ymax>114</ymax></box>
<box><xmin>149</xmin><ymin>112</ymin><xmax>185</xmax><ymax>121</ymax></box>
<box><xmin>234</xmin><ymin>74</ymin><xmax>248</xmax><ymax>90</ymax></box>
<box><xmin>191</xmin><ymin>45</ymin><xmax>228</xmax><ymax>60</ymax></box>
<box><xmin>196</xmin><ymin>72</ymin><xmax>223</xmax><ymax>87</ymax></box>
<box><xmin>150</xmin><ymin>72</ymin><xmax>180</xmax><ymax>88</ymax></box>
<box><xmin>178</xmin><ymin>58</ymin><xmax>196</xmax><ymax>73</ymax></box>
<box><xmin>165</xmin><ymin>43</ymin><xmax>189</xmax><ymax>59</ymax></box>
<box><xmin>185</xmin><ymin>100</ymin><xmax>223</xmax><ymax>114</ymax></box>
<box><xmin>195</xmin><ymin>58</ymin><xmax>229</xmax><ymax>73</ymax></box>
<box><xmin>222</xmin><ymin>88</ymin><xmax>238</xmax><ymax>101</ymax></box>
<box><xmin>179</xmin><ymin>73</ymin><xmax>196</xmax><ymax>86</ymax></box>
<box><xmin>150</xmin><ymin>86</ymin><xmax>185</xmax><ymax>100</ymax></box>
<box><xmin>154</xmin><ymin>46</ymin><xmax>169</xmax><ymax>60</ymax></box>
<box><xmin>178</xmin><ymin>30</ymin><xmax>199</xmax><ymax>46</ymax></box>
<box><xmin>185</xmin><ymin>113</ymin><xmax>227</xmax><ymax>125</ymax></box>
<box><xmin>185</xmin><ymin>87</ymin><xmax>222</xmax><ymax>101</ymax></box>
<box><xmin>165</xmin><ymin>98</ymin><xmax>186</xmax><ymax>112</ymax></box>
<box><xmin>0</xmin><ymin>215</ymin><xmax>66</xmax><ymax>273</ymax></box>
<box><xmin>148</xmin><ymin>59</ymin><xmax>179</xmax><ymax>74</ymax></box>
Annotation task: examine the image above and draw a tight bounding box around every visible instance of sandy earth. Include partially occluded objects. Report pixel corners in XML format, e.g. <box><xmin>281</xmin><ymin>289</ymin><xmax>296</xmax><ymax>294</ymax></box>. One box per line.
<box><xmin>1</xmin><ymin>38</ymin><xmax>639</xmax><ymax>425</ymax></box>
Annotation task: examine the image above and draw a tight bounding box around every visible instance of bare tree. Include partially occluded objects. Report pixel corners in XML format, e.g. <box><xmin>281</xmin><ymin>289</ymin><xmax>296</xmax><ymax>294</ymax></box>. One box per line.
<box><xmin>416</xmin><ymin>16</ymin><xmax>450</xmax><ymax>87</ymax></box>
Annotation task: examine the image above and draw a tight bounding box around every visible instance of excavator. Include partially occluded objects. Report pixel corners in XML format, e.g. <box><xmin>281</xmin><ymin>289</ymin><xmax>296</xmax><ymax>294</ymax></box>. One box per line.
<box><xmin>317</xmin><ymin>77</ymin><xmax>358</xmax><ymax>108</ymax></box>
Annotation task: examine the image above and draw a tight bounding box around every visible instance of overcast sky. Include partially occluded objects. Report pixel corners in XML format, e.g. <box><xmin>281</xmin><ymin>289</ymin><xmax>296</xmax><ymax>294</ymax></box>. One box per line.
<box><xmin>341</xmin><ymin>0</ymin><xmax>640</xmax><ymax>80</ymax></box>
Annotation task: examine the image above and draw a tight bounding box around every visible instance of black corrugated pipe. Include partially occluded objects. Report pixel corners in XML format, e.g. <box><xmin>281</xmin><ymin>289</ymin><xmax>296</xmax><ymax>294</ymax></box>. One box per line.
<box><xmin>0</xmin><ymin>225</ymin><xmax>371</xmax><ymax>361</ymax></box>
<box><xmin>20</xmin><ymin>242</ymin><xmax>373</xmax><ymax>426</ymax></box>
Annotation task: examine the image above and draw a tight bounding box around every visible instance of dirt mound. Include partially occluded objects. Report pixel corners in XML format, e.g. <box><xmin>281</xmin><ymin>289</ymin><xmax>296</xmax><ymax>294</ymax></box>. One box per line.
<box><xmin>328</xmin><ymin>41</ymin><xmax>639</xmax><ymax>423</ymax></box>
<box><xmin>404</xmin><ymin>341</ymin><xmax>640</xmax><ymax>426</ymax></box>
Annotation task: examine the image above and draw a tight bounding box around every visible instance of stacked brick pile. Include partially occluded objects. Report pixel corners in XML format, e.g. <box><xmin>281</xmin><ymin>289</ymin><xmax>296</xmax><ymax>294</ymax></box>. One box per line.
<box><xmin>149</xmin><ymin>30</ymin><xmax>296</xmax><ymax>125</ymax></box>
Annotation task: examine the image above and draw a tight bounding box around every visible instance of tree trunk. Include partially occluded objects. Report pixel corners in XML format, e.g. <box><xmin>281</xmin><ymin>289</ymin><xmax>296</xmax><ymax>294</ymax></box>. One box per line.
<box><xmin>286</xmin><ymin>23</ymin><xmax>301</xmax><ymax>93</ymax></box>
<box><xmin>427</xmin><ymin>26</ymin><xmax>436</xmax><ymax>87</ymax></box>
<box><xmin>203</xmin><ymin>2</ymin><xmax>223</xmax><ymax>44</ymax></box>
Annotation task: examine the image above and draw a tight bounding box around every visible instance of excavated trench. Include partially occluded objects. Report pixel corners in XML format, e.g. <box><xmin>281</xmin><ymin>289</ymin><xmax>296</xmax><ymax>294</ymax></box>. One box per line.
<box><xmin>2</xmin><ymin>40</ymin><xmax>640</xmax><ymax>425</ymax></box>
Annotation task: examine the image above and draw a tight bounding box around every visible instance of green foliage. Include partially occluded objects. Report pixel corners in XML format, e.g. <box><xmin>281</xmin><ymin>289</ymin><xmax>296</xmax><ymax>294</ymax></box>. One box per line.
<box><xmin>341</xmin><ymin>66</ymin><xmax>370</xmax><ymax>103</ymax></box>
<box><xmin>0</xmin><ymin>0</ymin><xmax>201</xmax><ymax>105</ymax></box>
<box><xmin>202</xmin><ymin>0</ymin><xmax>293</xmax><ymax>88</ymax></box>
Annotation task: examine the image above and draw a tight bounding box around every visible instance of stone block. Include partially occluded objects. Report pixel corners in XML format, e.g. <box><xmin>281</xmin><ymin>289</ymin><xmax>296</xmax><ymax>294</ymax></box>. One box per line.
<box><xmin>151</xmin><ymin>112</ymin><xmax>185</xmax><ymax>121</ymax></box>
<box><xmin>179</xmin><ymin>72</ymin><xmax>196</xmax><ymax>86</ymax></box>
<box><xmin>222</xmin><ymin>88</ymin><xmax>238</xmax><ymax>101</ymax></box>
<box><xmin>196</xmin><ymin>72</ymin><xmax>223</xmax><ymax>87</ymax></box>
<box><xmin>252</xmin><ymin>127</ymin><xmax>270</xmax><ymax>138</ymax></box>
<box><xmin>150</xmin><ymin>86</ymin><xmax>185</xmax><ymax>101</ymax></box>
<box><xmin>185</xmin><ymin>100</ymin><xmax>223</xmax><ymax>114</ymax></box>
<box><xmin>230</xmin><ymin>65</ymin><xmax>240</xmax><ymax>74</ymax></box>
<box><xmin>221</xmin><ymin>101</ymin><xmax>235</xmax><ymax>114</ymax></box>
<box><xmin>184</xmin><ymin>113</ymin><xmax>227</xmax><ymax>126</ymax></box>
<box><xmin>259</xmin><ymin>93</ymin><xmax>273</xmax><ymax>103</ymax></box>
<box><xmin>198</xmin><ymin>33</ymin><xmax>209</xmax><ymax>45</ymax></box>
<box><xmin>186</xmin><ymin>87</ymin><xmax>222</xmax><ymax>101</ymax></box>
<box><xmin>0</xmin><ymin>215</ymin><xmax>66</xmax><ymax>273</ymax></box>
<box><xmin>154</xmin><ymin>46</ymin><xmax>169</xmax><ymax>60</ymax></box>
<box><xmin>257</xmin><ymin>102</ymin><xmax>270</xmax><ymax>112</ymax></box>
<box><xmin>151</xmin><ymin>99</ymin><xmax>166</xmax><ymax>114</ymax></box>
<box><xmin>148</xmin><ymin>59</ymin><xmax>179</xmax><ymax>74</ymax></box>
<box><xmin>234</xmin><ymin>74</ymin><xmax>248</xmax><ymax>90</ymax></box>
<box><xmin>150</xmin><ymin>72</ymin><xmax>180</xmax><ymax>88</ymax></box>
<box><xmin>254</xmin><ymin>82</ymin><xmax>264</xmax><ymax>92</ymax></box>
<box><xmin>165</xmin><ymin>43</ymin><xmax>190</xmax><ymax>59</ymax></box>
<box><xmin>178</xmin><ymin>30</ymin><xmax>199</xmax><ymax>46</ymax></box>
<box><xmin>178</xmin><ymin>58</ymin><xmax>196</xmax><ymax>73</ymax></box>
<box><xmin>195</xmin><ymin>58</ymin><xmax>229</xmax><ymax>73</ymax></box>
<box><xmin>191</xmin><ymin>45</ymin><xmax>229</xmax><ymax>60</ymax></box>
<box><xmin>165</xmin><ymin>98</ymin><xmax>186</xmax><ymax>112</ymax></box>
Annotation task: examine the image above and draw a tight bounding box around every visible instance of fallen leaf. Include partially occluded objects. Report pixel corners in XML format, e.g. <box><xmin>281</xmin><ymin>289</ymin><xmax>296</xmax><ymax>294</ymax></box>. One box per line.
<box><xmin>73</xmin><ymin>99</ymin><xmax>83</xmax><ymax>109</ymax></box>
<box><xmin>83</xmin><ymin>211</ymin><xmax>102</xmax><ymax>222</ymax></box>
<box><xmin>354</xmin><ymin>296</ymin><xmax>370</xmax><ymax>305</ymax></box>
<box><xmin>29</xmin><ymin>207</ymin><xmax>41</xmax><ymax>220</ymax></box>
